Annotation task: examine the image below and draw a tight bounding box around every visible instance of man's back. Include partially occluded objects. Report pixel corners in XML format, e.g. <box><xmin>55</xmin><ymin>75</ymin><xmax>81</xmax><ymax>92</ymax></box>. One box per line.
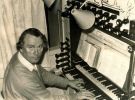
<box><xmin>2</xmin><ymin>53</ymin><xmax>51</xmax><ymax>100</ymax></box>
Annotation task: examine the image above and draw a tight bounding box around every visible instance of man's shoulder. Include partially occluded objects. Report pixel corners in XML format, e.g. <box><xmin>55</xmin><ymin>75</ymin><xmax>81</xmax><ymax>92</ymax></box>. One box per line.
<box><xmin>9</xmin><ymin>52</ymin><xmax>20</xmax><ymax>66</ymax></box>
<box><xmin>8</xmin><ymin>52</ymin><xmax>27</xmax><ymax>71</ymax></box>
<box><xmin>5</xmin><ymin>52</ymin><xmax>29</xmax><ymax>79</ymax></box>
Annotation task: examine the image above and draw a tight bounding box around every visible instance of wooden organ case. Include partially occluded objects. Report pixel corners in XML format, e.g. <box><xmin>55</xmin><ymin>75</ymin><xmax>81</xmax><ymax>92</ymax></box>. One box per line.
<box><xmin>55</xmin><ymin>0</ymin><xmax>135</xmax><ymax>100</ymax></box>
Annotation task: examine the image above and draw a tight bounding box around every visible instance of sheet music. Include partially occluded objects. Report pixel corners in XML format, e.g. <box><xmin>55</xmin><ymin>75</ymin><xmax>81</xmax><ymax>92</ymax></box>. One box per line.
<box><xmin>87</xmin><ymin>44</ymin><xmax>97</xmax><ymax>67</ymax></box>
<box><xmin>97</xmin><ymin>45</ymin><xmax>130</xmax><ymax>88</ymax></box>
<box><xmin>85</xmin><ymin>41</ymin><xmax>101</xmax><ymax>68</ymax></box>
<box><xmin>77</xmin><ymin>40</ymin><xmax>100</xmax><ymax>68</ymax></box>
<box><xmin>77</xmin><ymin>40</ymin><xmax>91</xmax><ymax>62</ymax></box>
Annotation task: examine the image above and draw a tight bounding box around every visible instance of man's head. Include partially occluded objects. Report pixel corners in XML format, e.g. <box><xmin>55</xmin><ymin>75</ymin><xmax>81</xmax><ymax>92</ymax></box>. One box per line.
<box><xmin>17</xmin><ymin>28</ymin><xmax>48</xmax><ymax>64</ymax></box>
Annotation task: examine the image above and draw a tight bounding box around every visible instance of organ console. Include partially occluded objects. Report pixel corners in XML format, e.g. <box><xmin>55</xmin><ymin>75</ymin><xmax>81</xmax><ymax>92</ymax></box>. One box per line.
<box><xmin>56</xmin><ymin>0</ymin><xmax>135</xmax><ymax>99</ymax></box>
<box><xmin>59</xmin><ymin>30</ymin><xmax>130</xmax><ymax>100</ymax></box>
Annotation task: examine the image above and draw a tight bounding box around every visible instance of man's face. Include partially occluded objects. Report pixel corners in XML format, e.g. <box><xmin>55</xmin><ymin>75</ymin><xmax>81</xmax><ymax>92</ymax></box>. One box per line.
<box><xmin>20</xmin><ymin>34</ymin><xmax>44</xmax><ymax>64</ymax></box>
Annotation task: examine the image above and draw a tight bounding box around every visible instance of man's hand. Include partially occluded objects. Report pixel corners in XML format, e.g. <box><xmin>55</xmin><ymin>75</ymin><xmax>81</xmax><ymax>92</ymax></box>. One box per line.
<box><xmin>68</xmin><ymin>79</ymin><xmax>96</xmax><ymax>100</ymax></box>
<box><xmin>70</xmin><ymin>90</ymin><xmax>95</xmax><ymax>100</ymax></box>
<box><xmin>68</xmin><ymin>79</ymin><xmax>85</xmax><ymax>91</ymax></box>
<box><xmin>76</xmin><ymin>90</ymin><xmax>95</xmax><ymax>100</ymax></box>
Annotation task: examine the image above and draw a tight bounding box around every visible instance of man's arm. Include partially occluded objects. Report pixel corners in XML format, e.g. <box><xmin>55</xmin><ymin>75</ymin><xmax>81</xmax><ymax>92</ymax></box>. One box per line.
<box><xmin>40</xmin><ymin>66</ymin><xmax>85</xmax><ymax>90</ymax></box>
<box><xmin>40</xmin><ymin>67</ymin><xmax>70</xmax><ymax>88</ymax></box>
<box><xmin>12</xmin><ymin>65</ymin><xmax>71</xmax><ymax>100</ymax></box>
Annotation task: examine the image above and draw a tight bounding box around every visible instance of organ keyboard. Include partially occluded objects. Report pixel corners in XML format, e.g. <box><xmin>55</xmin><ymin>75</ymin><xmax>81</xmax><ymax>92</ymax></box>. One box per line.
<box><xmin>62</xmin><ymin>59</ymin><xmax>128</xmax><ymax>100</ymax></box>
<box><xmin>76</xmin><ymin>64</ymin><xmax>119</xmax><ymax>100</ymax></box>
<box><xmin>76</xmin><ymin>64</ymin><xmax>124</xmax><ymax>100</ymax></box>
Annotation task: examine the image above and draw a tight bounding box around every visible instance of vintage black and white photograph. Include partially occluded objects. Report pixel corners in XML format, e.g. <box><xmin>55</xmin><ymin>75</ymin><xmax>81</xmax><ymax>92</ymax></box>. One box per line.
<box><xmin>0</xmin><ymin>0</ymin><xmax>135</xmax><ymax>100</ymax></box>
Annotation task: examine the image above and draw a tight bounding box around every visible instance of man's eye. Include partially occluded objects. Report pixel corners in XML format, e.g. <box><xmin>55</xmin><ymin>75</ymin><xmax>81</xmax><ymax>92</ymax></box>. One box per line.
<box><xmin>28</xmin><ymin>46</ymin><xmax>34</xmax><ymax>49</ymax></box>
<box><xmin>38</xmin><ymin>45</ymin><xmax>43</xmax><ymax>48</ymax></box>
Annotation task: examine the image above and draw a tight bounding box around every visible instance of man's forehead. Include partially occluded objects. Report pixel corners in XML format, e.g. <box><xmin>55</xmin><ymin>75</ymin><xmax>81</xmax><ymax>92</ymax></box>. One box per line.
<box><xmin>23</xmin><ymin>34</ymin><xmax>43</xmax><ymax>44</ymax></box>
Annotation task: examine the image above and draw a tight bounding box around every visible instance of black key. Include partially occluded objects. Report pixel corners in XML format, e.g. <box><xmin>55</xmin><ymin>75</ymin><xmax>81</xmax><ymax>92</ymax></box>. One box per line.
<box><xmin>97</xmin><ymin>77</ymin><xmax>106</xmax><ymax>81</ymax></box>
<box><xmin>102</xmin><ymin>81</ymin><xmax>112</xmax><ymax>86</ymax></box>
<box><xmin>72</xmin><ymin>74</ymin><xmax>80</xmax><ymax>79</ymax></box>
<box><xmin>88</xmin><ymin>69</ymin><xmax>96</xmax><ymax>73</ymax></box>
<box><xmin>112</xmin><ymin>89</ymin><xmax>121</xmax><ymax>96</ymax></box>
<box><xmin>92</xmin><ymin>73</ymin><xmax>102</xmax><ymax>78</ymax></box>
<box><xmin>80</xmin><ymin>62</ymin><xmax>88</xmax><ymax>66</ymax></box>
<box><xmin>82</xmin><ymin>66</ymin><xmax>90</xmax><ymax>70</ymax></box>
<box><xmin>107</xmin><ymin>85</ymin><xmax>117</xmax><ymax>90</ymax></box>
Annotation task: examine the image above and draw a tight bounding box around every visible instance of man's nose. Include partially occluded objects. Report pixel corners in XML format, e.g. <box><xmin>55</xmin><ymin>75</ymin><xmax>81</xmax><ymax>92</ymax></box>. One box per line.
<box><xmin>33</xmin><ymin>48</ymin><xmax>39</xmax><ymax>55</ymax></box>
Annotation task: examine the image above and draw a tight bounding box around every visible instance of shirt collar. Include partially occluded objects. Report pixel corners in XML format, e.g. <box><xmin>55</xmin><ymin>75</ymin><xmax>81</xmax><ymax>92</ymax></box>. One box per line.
<box><xmin>18</xmin><ymin>52</ymin><xmax>37</xmax><ymax>71</ymax></box>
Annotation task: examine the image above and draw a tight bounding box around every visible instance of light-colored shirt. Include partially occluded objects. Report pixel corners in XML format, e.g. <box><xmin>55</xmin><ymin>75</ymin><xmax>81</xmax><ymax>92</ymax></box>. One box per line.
<box><xmin>18</xmin><ymin>52</ymin><xmax>37</xmax><ymax>71</ymax></box>
<box><xmin>2</xmin><ymin>52</ymin><xmax>71</xmax><ymax>100</ymax></box>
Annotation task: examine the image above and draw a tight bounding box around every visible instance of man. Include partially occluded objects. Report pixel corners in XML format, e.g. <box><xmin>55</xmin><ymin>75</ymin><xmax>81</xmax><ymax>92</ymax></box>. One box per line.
<box><xmin>2</xmin><ymin>28</ymin><xmax>95</xmax><ymax>100</ymax></box>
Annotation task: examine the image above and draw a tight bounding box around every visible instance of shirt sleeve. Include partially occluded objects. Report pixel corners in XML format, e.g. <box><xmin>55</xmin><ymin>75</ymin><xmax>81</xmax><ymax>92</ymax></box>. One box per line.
<box><xmin>39</xmin><ymin>66</ymin><xmax>70</xmax><ymax>89</ymax></box>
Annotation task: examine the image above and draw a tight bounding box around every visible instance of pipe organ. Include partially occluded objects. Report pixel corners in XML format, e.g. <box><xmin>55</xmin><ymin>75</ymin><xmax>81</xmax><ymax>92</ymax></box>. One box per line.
<box><xmin>55</xmin><ymin>0</ymin><xmax>135</xmax><ymax>99</ymax></box>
